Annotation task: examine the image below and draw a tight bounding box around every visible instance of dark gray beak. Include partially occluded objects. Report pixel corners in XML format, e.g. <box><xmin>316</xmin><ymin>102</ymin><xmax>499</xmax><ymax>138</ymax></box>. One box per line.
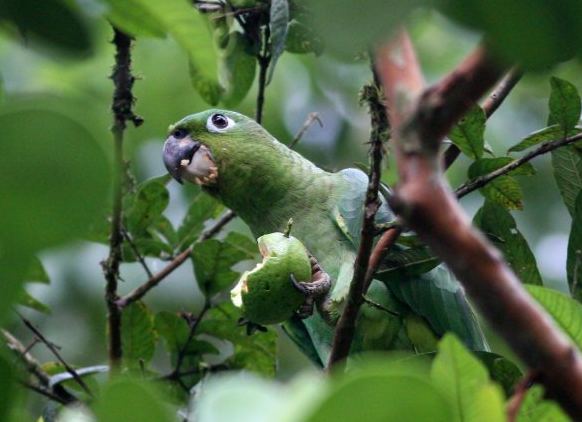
<box><xmin>162</xmin><ymin>136</ymin><xmax>201</xmax><ymax>184</ymax></box>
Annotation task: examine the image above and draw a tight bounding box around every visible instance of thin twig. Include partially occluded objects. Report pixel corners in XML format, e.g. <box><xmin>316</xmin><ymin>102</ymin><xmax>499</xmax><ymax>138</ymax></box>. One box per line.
<box><xmin>255</xmin><ymin>25</ymin><xmax>271</xmax><ymax>124</ymax></box>
<box><xmin>18</xmin><ymin>314</ymin><xmax>92</xmax><ymax>397</ymax></box>
<box><xmin>2</xmin><ymin>329</ymin><xmax>49</xmax><ymax>385</ymax></box>
<box><xmin>328</xmin><ymin>65</ymin><xmax>387</xmax><ymax>369</ymax></box>
<box><xmin>455</xmin><ymin>132</ymin><xmax>582</xmax><ymax>199</ymax></box>
<box><xmin>443</xmin><ymin>67</ymin><xmax>523</xmax><ymax>169</ymax></box>
<box><xmin>121</xmin><ymin>227</ymin><xmax>153</xmax><ymax>278</ymax></box>
<box><xmin>289</xmin><ymin>113</ymin><xmax>322</xmax><ymax>149</ymax></box>
<box><xmin>20</xmin><ymin>381</ymin><xmax>71</xmax><ymax>405</ymax></box>
<box><xmin>116</xmin><ymin>210</ymin><xmax>236</xmax><ymax>308</ymax></box>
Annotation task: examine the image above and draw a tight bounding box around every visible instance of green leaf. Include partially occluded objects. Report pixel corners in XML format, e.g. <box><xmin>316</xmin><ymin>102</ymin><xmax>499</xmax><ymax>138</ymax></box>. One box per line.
<box><xmin>568</xmin><ymin>192</ymin><xmax>582</xmax><ymax>300</ymax></box>
<box><xmin>199</xmin><ymin>303</ymin><xmax>277</xmax><ymax>376</ymax></box>
<box><xmin>479</xmin><ymin>176</ymin><xmax>524</xmax><ymax>210</ymax></box>
<box><xmin>468</xmin><ymin>158</ymin><xmax>536</xmax><ymax>179</ymax></box>
<box><xmin>192</xmin><ymin>236</ymin><xmax>255</xmax><ymax>298</ymax></box>
<box><xmin>267</xmin><ymin>0</ymin><xmax>290</xmax><ymax>84</ymax></box>
<box><xmin>0</xmin><ymin>0</ymin><xmax>93</xmax><ymax>56</ymax></box>
<box><xmin>18</xmin><ymin>290</ymin><xmax>51</xmax><ymax>314</ymax></box>
<box><xmin>177</xmin><ymin>193</ymin><xmax>223</xmax><ymax>251</ymax></box>
<box><xmin>94</xmin><ymin>378</ymin><xmax>174</xmax><ymax>422</ymax></box>
<box><xmin>24</xmin><ymin>256</ymin><xmax>50</xmax><ymax>284</ymax></box>
<box><xmin>223</xmin><ymin>231</ymin><xmax>260</xmax><ymax>258</ymax></box>
<box><xmin>552</xmin><ymin>145</ymin><xmax>582</xmax><ymax>216</ymax></box>
<box><xmin>474</xmin><ymin>201</ymin><xmax>542</xmax><ymax>285</ymax></box>
<box><xmin>549</xmin><ymin>77</ymin><xmax>582</xmax><ymax>133</ymax></box>
<box><xmin>153</xmin><ymin>215</ymin><xmax>178</xmax><ymax>248</ymax></box>
<box><xmin>517</xmin><ymin>385</ymin><xmax>570</xmax><ymax>422</ymax></box>
<box><xmin>526</xmin><ymin>285</ymin><xmax>582</xmax><ymax>350</ymax></box>
<box><xmin>0</xmin><ymin>100</ymin><xmax>110</xmax><ymax>253</ymax></box>
<box><xmin>154</xmin><ymin>311</ymin><xmax>219</xmax><ymax>356</ymax></box>
<box><xmin>473</xmin><ymin>352</ymin><xmax>523</xmax><ymax>397</ymax></box>
<box><xmin>448</xmin><ymin>106</ymin><xmax>486</xmax><ymax>160</ymax></box>
<box><xmin>189</xmin><ymin>62</ymin><xmax>221</xmax><ymax>106</ymax></box>
<box><xmin>0</xmin><ymin>356</ymin><xmax>15</xmax><ymax>422</ymax></box>
<box><xmin>101</xmin><ymin>1</ymin><xmax>167</xmax><ymax>38</ymax></box>
<box><xmin>219</xmin><ymin>32</ymin><xmax>257</xmax><ymax>107</ymax></box>
<box><xmin>508</xmin><ymin>125</ymin><xmax>571</xmax><ymax>153</ymax></box>
<box><xmin>122</xmin><ymin>236</ymin><xmax>174</xmax><ymax>262</ymax></box>
<box><xmin>431</xmin><ymin>334</ymin><xmax>505</xmax><ymax>422</ymax></box>
<box><xmin>376</xmin><ymin>246</ymin><xmax>440</xmax><ymax>278</ymax></box>
<box><xmin>122</xmin><ymin>301</ymin><xmax>157</xmax><ymax>368</ymax></box>
<box><xmin>125</xmin><ymin>177</ymin><xmax>170</xmax><ymax>235</ymax></box>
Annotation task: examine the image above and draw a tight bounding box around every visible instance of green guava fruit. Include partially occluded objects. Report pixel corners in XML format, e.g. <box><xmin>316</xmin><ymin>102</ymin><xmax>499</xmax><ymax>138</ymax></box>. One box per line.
<box><xmin>231</xmin><ymin>232</ymin><xmax>312</xmax><ymax>325</ymax></box>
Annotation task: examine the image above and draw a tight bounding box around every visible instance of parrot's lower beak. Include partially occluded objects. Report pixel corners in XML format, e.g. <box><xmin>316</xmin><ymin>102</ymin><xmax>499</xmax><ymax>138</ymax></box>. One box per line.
<box><xmin>163</xmin><ymin>136</ymin><xmax>201</xmax><ymax>184</ymax></box>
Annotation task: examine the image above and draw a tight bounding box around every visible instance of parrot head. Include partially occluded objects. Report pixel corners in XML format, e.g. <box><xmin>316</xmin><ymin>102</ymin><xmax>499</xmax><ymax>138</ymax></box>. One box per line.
<box><xmin>162</xmin><ymin>109</ymin><xmax>275</xmax><ymax>186</ymax></box>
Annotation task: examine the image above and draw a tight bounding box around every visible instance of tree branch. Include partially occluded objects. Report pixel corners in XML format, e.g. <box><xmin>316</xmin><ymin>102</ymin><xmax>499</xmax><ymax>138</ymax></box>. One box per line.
<box><xmin>116</xmin><ymin>210</ymin><xmax>235</xmax><ymax>308</ymax></box>
<box><xmin>255</xmin><ymin>25</ymin><xmax>271</xmax><ymax>125</ymax></box>
<box><xmin>327</xmin><ymin>62</ymin><xmax>389</xmax><ymax>369</ymax></box>
<box><xmin>377</xmin><ymin>32</ymin><xmax>582</xmax><ymax>421</ymax></box>
<box><xmin>455</xmin><ymin>131</ymin><xmax>582</xmax><ymax>199</ymax></box>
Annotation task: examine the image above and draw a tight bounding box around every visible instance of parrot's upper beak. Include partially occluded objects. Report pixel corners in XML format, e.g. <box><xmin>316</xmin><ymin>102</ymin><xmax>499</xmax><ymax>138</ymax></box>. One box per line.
<box><xmin>163</xmin><ymin>135</ymin><xmax>201</xmax><ymax>184</ymax></box>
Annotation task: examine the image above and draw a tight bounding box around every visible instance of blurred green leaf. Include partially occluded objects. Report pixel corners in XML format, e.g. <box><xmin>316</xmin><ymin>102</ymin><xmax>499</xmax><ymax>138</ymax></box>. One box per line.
<box><xmin>440</xmin><ymin>0</ymin><xmax>582</xmax><ymax>70</ymax></box>
<box><xmin>508</xmin><ymin>125</ymin><xmax>578</xmax><ymax>153</ymax></box>
<box><xmin>307</xmin><ymin>360</ymin><xmax>453</xmax><ymax>422</ymax></box>
<box><xmin>0</xmin><ymin>102</ymin><xmax>110</xmax><ymax>253</ymax></box>
<box><xmin>449</xmin><ymin>106</ymin><xmax>486</xmax><ymax>160</ymax></box>
<box><xmin>177</xmin><ymin>193</ymin><xmax>223</xmax><ymax>251</ymax></box>
<box><xmin>431</xmin><ymin>334</ymin><xmax>505</xmax><ymax>422</ymax></box>
<box><xmin>100</xmin><ymin>0</ymin><xmax>167</xmax><ymax>38</ymax></box>
<box><xmin>568</xmin><ymin>192</ymin><xmax>582</xmax><ymax>300</ymax></box>
<box><xmin>0</xmin><ymin>355</ymin><xmax>15</xmax><ymax>422</ymax></box>
<box><xmin>468</xmin><ymin>158</ymin><xmax>536</xmax><ymax>178</ymax></box>
<box><xmin>191</xmin><ymin>236</ymin><xmax>254</xmax><ymax>298</ymax></box>
<box><xmin>517</xmin><ymin>385</ymin><xmax>570</xmax><ymax>422</ymax></box>
<box><xmin>122</xmin><ymin>301</ymin><xmax>157</xmax><ymax>368</ymax></box>
<box><xmin>0</xmin><ymin>0</ymin><xmax>93</xmax><ymax>56</ymax></box>
<box><xmin>549</xmin><ymin>77</ymin><xmax>581</xmax><ymax>133</ymax></box>
<box><xmin>285</xmin><ymin>20</ymin><xmax>324</xmax><ymax>56</ymax></box>
<box><xmin>199</xmin><ymin>303</ymin><xmax>277</xmax><ymax>376</ymax></box>
<box><xmin>18</xmin><ymin>290</ymin><xmax>51</xmax><ymax>314</ymax></box>
<box><xmin>125</xmin><ymin>176</ymin><xmax>170</xmax><ymax>235</ymax></box>
<box><xmin>190</xmin><ymin>63</ymin><xmax>222</xmax><ymax>106</ymax></box>
<box><xmin>474</xmin><ymin>201</ymin><xmax>542</xmax><ymax>285</ymax></box>
<box><xmin>526</xmin><ymin>285</ymin><xmax>582</xmax><ymax>350</ymax></box>
<box><xmin>478</xmin><ymin>176</ymin><xmax>524</xmax><ymax>210</ymax></box>
<box><xmin>94</xmin><ymin>378</ymin><xmax>173</xmax><ymax>422</ymax></box>
<box><xmin>473</xmin><ymin>352</ymin><xmax>522</xmax><ymax>397</ymax></box>
<box><xmin>219</xmin><ymin>32</ymin><xmax>257</xmax><ymax>107</ymax></box>
<box><xmin>267</xmin><ymin>0</ymin><xmax>289</xmax><ymax>84</ymax></box>
<box><xmin>552</xmin><ymin>145</ymin><xmax>582</xmax><ymax>216</ymax></box>
<box><xmin>24</xmin><ymin>256</ymin><xmax>50</xmax><ymax>284</ymax></box>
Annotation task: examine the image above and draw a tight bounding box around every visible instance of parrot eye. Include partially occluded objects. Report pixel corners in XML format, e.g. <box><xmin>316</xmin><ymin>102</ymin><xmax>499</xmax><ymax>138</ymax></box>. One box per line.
<box><xmin>172</xmin><ymin>128</ymin><xmax>188</xmax><ymax>139</ymax></box>
<box><xmin>207</xmin><ymin>113</ymin><xmax>235</xmax><ymax>133</ymax></box>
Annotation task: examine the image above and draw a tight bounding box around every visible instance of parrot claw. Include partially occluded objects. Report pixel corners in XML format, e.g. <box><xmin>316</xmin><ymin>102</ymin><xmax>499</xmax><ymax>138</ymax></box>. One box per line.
<box><xmin>237</xmin><ymin>317</ymin><xmax>268</xmax><ymax>335</ymax></box>
<box><xmin>290</xmin><ymin>255</ymin><xmax>332</xmax><ymax>320</ymax></box>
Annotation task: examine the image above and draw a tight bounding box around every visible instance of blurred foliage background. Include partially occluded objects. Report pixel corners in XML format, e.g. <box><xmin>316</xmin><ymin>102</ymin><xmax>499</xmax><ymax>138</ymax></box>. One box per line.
<box><xmin>1</xmin><ymin>0</ymin><xmax>582</xmax><ymax>419</ymax></box>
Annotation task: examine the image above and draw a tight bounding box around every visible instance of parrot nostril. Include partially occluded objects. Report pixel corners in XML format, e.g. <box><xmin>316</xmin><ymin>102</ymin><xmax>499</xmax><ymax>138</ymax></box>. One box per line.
<box><xmin>173</xmin><ymin>129</ymin><xmax>188</xmax><ymax>139</ymax></box>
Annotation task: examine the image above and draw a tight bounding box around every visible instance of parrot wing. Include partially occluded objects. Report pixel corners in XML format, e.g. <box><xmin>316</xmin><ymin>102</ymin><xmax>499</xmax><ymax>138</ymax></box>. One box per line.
<box><xmin>334</xmin><ymin>168</ymin><xmax>488</xmax><ymax>351</ymax></box>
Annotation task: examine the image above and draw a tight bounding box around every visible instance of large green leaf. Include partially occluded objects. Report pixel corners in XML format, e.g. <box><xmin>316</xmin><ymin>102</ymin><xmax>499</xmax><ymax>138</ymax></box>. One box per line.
<box><xmin>0</xmin><ymin>0</ymin><xmax>93</xmax><ymax>56</ymax></box>
<box><xmin>94</xmin><ymin>378</ymin><xmax>174</xmax><ymax>422</ymax></box>
<box><xmin>0</xmin><ymin>356</ymin><xmax>15</xmax><ymax>422</ymax></box>
<box><xmin>448</xmin><ymin>106</ymin><xmax>486</xmax><ymax>160</ymax></box>
<box><xmin>549</xmin><ymin>77</ymin><xmax>581</xmax><ymax>133</ymax></box>
<box><xmin>267</xmin><ymin>0</ymin><xmax>289</xmax><ymax>84</ymax></box>
<box><xmin>177</xmin><ymin>193</ymin><xmax>223</xmax><ymax>251</ymax></box>
<box><xmin>474</xmin><ymin>201</ymin><xmax>542</xmax><ymax>285</ymax></box>
<box><xmin>468</xmin><ymin>158</ymin><xmax>536</xmax><ymax>178</ymax></box>
<box><xmin>101</xmin><ymin>0</ymin><xmax>167</xmax><ymax>38</ymax></box>
<box><xmin>441</xmin><ymin>0</ymin><xmax>582</xmax><ymax>70</ymax></box>
<box><xmin>526</xmin><ymin>285</ymin><xmax>582</xmax><ymax>350</ymax></box>
<box><xmin>121</xmin><ymin>301</ymin><xmax>157</xmax><ymax>368</ymax></box>
<box><xmin>198</xmin><ymin>303</ymin><xmax>277</xmax><ymax>376</ymax></box>
<box><xmin>155</xmin><ymin>311</ymin><xmax>219</xmax><ymax>356</ymax></box>
<box><xmin>553</xmin><ymin>145</ymin><xmax>582</xmax><ymax>216</ymax></box>
<box><xmin>219</xmin><ymin>32</ymin><xmax>257</xmax><ymax>107</ymax></box>
<box><xmin>568</xmin><ymin>192</ymin><xmax>582</xmax><ymax>300</ymax></box>
<box><xmin>431</xmin><ymin>334</ymin><xmax>505</xmax><ymax>422</ymax></box>
<box><xmin>191</xmin><ymin>235</ymin><xmax>255</xmax><ymax>298</ymax></box>
<box><xmin>0</xmin><ymin>100</ymin><xmax>110</xmax><ymax>253</ymax></box>
<box><xmin>376</xmin><ymin>245</ymin><xmax>440</xmax><ymax>278</ymax></box>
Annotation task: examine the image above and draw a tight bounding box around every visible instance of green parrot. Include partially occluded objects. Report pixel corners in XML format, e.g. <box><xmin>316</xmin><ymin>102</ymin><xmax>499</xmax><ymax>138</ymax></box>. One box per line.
<box><xmin>163</xmin><ymin>109</ymin><xmax>488</xmax><ymax>367</ymax></box>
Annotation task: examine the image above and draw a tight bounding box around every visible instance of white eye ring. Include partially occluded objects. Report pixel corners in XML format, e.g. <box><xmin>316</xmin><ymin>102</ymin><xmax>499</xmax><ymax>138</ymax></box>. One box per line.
<box><xmin>206</xmin><ymin>114</ymin><xmax>235</xmax><ymax>133</ymax></box>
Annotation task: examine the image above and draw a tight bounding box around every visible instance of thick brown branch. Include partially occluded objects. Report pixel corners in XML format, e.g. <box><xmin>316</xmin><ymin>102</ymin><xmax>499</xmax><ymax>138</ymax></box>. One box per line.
<box><xmin>443</xmin><ymin>67</ymin><xmax>523</xmax><ymax>169</ymax></box>
<box><xmin>328</xmin><ymin>66</ymin><xmax>388</xmax><ymax>369</ymax></box>
<box><xmin>378</xmin><ymin>35</ymin><xmax>582</xmax><ymax>420</ymax></box>
<box><xmin>117</xmin><ymin>210</ymin><xmax>235</xmax><ymax>308</ymax></box>
<box><xmin>455</xmin><ymin>131</ymin><xmax>582</xmax><ymax>198</ymax></box>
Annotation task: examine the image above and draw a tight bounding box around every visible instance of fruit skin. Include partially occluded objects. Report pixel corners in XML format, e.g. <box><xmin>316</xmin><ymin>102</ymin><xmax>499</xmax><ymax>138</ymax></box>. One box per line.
<box><xmin>231</xmin><ymin>232</ymin><xmax>312</xmax><ymax>325</ymax></box>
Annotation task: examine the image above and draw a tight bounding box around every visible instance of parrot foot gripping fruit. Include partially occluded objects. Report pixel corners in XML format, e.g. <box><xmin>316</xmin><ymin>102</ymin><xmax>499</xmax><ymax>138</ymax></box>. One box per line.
<box><xmin>230</xmin><ymin>232</ymin><xmax>332</xmax><ymax>326</ymax></box>
<box><xmin>290</xmin><ymin>255</ymin><xmax>332</xmax><ymax>319</ymax></box>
